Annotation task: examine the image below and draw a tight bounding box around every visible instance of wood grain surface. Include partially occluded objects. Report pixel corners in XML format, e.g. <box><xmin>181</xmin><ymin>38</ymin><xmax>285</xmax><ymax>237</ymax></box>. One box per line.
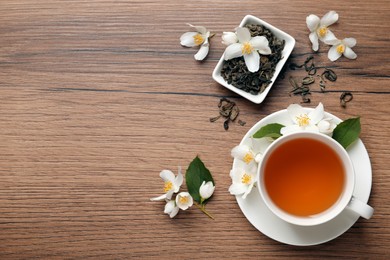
<box><xmin>1</xmin><ymin>0</ymin><xmax>389</xmax><ymax>259</ymax></box>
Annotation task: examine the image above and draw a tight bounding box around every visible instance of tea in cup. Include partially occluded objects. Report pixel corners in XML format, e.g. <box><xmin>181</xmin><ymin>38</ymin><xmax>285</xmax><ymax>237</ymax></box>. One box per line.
<box><xmin>257</xmin><ymin>132</ymin><xmax>374</xmax><ymax>226</ymax></box>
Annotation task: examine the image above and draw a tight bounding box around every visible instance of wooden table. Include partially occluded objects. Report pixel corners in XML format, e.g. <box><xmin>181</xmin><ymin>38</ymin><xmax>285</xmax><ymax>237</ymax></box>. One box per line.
<box><xmin>1</xmin><ymin>0</ymin><xmax>389</xmax><ymax>258</ymax></box>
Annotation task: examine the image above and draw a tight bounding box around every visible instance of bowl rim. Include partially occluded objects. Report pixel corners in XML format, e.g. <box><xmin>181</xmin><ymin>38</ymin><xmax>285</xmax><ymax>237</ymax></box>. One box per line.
<box><xmin>212</xmin><ymin>14</ymin><xmax>296</xmax><ymax>104</ymax></box>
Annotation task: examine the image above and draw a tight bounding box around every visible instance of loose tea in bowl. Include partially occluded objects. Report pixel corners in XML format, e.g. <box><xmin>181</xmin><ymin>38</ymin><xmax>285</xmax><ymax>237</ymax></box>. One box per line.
<box><xmin>212</xmin><ymin>15</ymin><xmax>295</xmax><ymax>104</ymax></box>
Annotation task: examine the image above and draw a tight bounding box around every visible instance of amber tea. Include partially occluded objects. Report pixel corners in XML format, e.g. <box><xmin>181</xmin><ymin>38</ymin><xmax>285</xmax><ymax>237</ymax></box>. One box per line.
<box><xmin>263</xmin><ymin>137</ymin><xmax>345</xmax><ymax>217</ymax></box>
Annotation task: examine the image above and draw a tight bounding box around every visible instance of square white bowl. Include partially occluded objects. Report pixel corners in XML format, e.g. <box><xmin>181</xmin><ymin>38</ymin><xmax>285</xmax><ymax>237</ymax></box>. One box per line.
<box><xmin>212</xmin><ymin>15</ymin><xmax>295</xmax><ymax>104</ymax></box>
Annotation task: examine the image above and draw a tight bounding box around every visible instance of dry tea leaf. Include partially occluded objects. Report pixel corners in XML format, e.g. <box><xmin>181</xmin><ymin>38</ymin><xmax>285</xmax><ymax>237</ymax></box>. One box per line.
<box><xmin>340</xmin><ymin>92</ymin><xmax>353</xmax><ymax>108</ymax></box>
<box><xmin>210</xmin><ymin>98</ymin><xmax>245</xmax><ymax>130</ymax></box>
<box><xmin>238</xmin><ymin>120</ymin><xmax>246</xmax><ymax>126</ymax></box>
<box><xmin>322</xmin><ymin>69</ymin><xmax>337</xmax><ymax>82</ymax></box>
<box><xmin>302</xmin><ymin>76</ymin><xmax>315</xmax><ymax>85</ymax></box>
<box><xmin>230</xmin><ymin>105</ymin><xmax>240</xmax><ymax>121</ymax></box>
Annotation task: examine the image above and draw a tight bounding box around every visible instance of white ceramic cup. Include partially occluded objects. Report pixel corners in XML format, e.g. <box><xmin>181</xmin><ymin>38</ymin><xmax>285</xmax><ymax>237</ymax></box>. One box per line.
<box><xmin>257</xmin><ymin>132</ymin><xmax>374</xmax><ymax>226</ymax></box>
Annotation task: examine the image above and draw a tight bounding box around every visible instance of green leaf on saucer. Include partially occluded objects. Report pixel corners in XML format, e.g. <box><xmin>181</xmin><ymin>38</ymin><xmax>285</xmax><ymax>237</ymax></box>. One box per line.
<box><xmin>332</xmin><ymin>117</ymin><xmax>361</xmax><ymax>149</ymax></box>
<box><xmin>185</xmin><ymin>156</ymin><xmax>214</xmax><ymax>204</ymax></box>
<box><xmin>252</xmin><ymin>123</ymin><xmax>285</xmax><ymax>139</ymax></box>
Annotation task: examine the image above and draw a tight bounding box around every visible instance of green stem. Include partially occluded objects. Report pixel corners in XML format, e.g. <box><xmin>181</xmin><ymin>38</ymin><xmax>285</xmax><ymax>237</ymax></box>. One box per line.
<box><xmin>194</xmin><ymin>202</ymin><xmax>214</xmax><ymax>220</ymax></box>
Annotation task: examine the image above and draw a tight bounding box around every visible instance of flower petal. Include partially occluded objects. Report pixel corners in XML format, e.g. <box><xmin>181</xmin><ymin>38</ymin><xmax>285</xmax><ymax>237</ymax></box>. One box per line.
<box><xmin>166</xmin><ymin>189</ymin><xmax>174</xmax><ymax>200</ymax></box>
<box><xmin>306</xmin><ymin>14</ymin><xmax>320</xmax><ymax>32</ymax></box>
<box><xmin>251</xmin><ymin>36</ymin><xmax>271</xmax><ymax>55</ymax></box>
<box><xmin>169</xmin><ymin>206</ymin><xmax>179</xmax><ymax>218</ymax></box>
<box><xmin>308</xmin><ymin>102</ymin><xmax>324</xmax><ymax>125</ymax></box>
<box><xmin>150</xmin><ymin>194</ymin><xmax>166</xmax><ymax>201</ymax></box>
<box><xmin>324</xmin><ymin>38</ymin><xmax>340</xmax><ymax>46</ymax></box>
<box><xmin>305</xmin><ymin>125</ymin><xmax>320</xmax><ymax>133</ymax></box>
<box><xmin>194</xmin><ymin>42</ymin><xmax>209</xmax><ymax>60</ymax></box>
<box><xmin>328</xmin><ymin>44</ymin><xmax>343</xmax><ymax>61</ymax></box>
<box><xmin>243</xmin><ymin>51</ymin><xmax>260</xmax><ymax>72</ymax></box>
<box><xmin>317</xmin><ymin>119</ymin><xmax>330</xmax><ymax>132</ymax></box>
<box><xmin>286</xmin><ymin>103</ymin><xmax>306</xmax><ymax>123</ymax></box>
<box><xmin>160</xmin><ymin>170</ymin><xmax>175</xmax><ymax>182</ymax></box>
<box><xmin>230</xmin><ymin>168</ymin><xmax>243</xmax><ymax>183</ymax></box>
<box><xmin>164</xmin><ymin>200</ymin><xmax>175</xmax><ymax>213</ymax></box>
<box><xmin>222</xmin><ymin>32</ymin><xmax>238</xmax><ymax>46</ymax></box>
<box><xmin>231</xmin><ymin>145</ymin><xmax>251</xmax><ymax>160</ymax></box>
<box><xmin>280</xmin><ymin>124</ymin><xmax>302</xmax><ymax>135</ymax></box>
<box><xmin>309</xmin><ymin>32</ymin><xmax>319</xmax><ymax>51</ymax></box>
<box><xmin>320</xmin><ymin>29</ymin><xmax>337</xmax><ymax>43</ymax></box>
<box><xmin>236</xmin><ymin>27</ymin><xmax>251</xmax><ymax>42</ymax></box>
<box><xmin>343</xmin><ymin>46</ymin><xmax>357</xmax><ymax>59</ymax></box>
<box><xmin>320</xmin><ymin>11</ymin><xmax>339</xmax><ymax>27</ymax></box>
<box><xmin>255</xmin><ymin>154</ymin><xmax>263</xmax><ymax>163</ymax></box>
<box><xmin>242</xmin><ymin>183</ymin><xmax>254</xmax><ymax>199</ymax></box>
<box><xmin>251</xmin><ymin>137</ymin><xmax>273</xmax><ymax>154</ymax></box>
<box><xmin>174</xmin><ymin>168</ymin><xmax>183</xmax><ymax>192</ymax></box>
<box><xmin>224</xmin><ymin>43</ymin><xmax>243</xmax><ymax>60</ymax></box>
<box><xmin>343</xmin><ymin>38</ymin><xmax>357</xmax><ymax>48</ymax></box>
<box><xmin>164</xmin><ymin>200</ymin><xmax>180</xmax><ymax>218</ymax></box>
<box><xmin>186</xmin><ymin>23</ymin><xmax>207</xmax><ymax>35</ymax></box>
<box><xmin>317</xmin><ymin>118</ymin><xmax>336</xmax><ymax>135</ymax></box>
<box><xmin>180</xmin><ymin>32</ymin><xmax>198</xmax><ymax>47</ymax></box>
<box><xmin>229</xmin><ymin>183</ymin><xmax>247</xmax><ymax>196</ymax></box>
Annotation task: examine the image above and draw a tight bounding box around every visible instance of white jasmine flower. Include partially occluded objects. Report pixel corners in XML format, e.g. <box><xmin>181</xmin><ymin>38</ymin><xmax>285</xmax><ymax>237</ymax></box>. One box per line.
<box><xmin>229</xmin><ymin>166</ymin><xmax>257</xmax><ymax>199</ymax></box>
<box><xmin>224</xmin><ymin>27</ymin><xmax>271</xmax><ymax>72</ymax></box>
<box><xmin>221</xmin><ymin>32</ymin><xmax>238</xmax><ymax>46</ymax></box>
<box><xmin>306</xmin><ymin>11</ymin><xmax>338</xmax><ymax>51</ymax></box>
<box><xmin>229</xmin><ymin>134</ymin><xmax>274</xmax><ymax>200</ymax></box>
<box><xmin>326</xmin><ymin>38</ymin><xmax>357</xmax><ymax>61</ymax></box>
<box><xmin>199</xmin><ymin>181</ymin><xmax>215</xmax><ymax>201</ymax></box>
<box><xmin>180</xmin><ymin>23</ymin><xmax>211</xmax><ymax>61</ymax></box>
<box><xmin>150</xmin><ymin>168</ymin><xmax>183</xmax><ymax>201</ymax></box>
<box><xmin>231</xmin><ymin>136</ymin><xmax>273</xmax><ymax>166</ymax></box>
<box><xmin>281</xmin><ymin>103</ymin><xmax>325</xmax><ymax>135</ymax></box>
<box><xmin>175</xmin><ymin>192</ymin><xmax>193</xmax><ymax>210</ymax></box>
<box><xmin>317</xmin><ymin>117</ymin><xmax>337</xmax><ymax>135</ymax></box>
<box><xmin>164</xmin><ymin>200</ymin><xmax>179</xmax><ymax>218</ymax></box>
<box><xmin>231</xmin><ymin>144</ymin><xmax>257</xmax><ymax>165</ymax></box>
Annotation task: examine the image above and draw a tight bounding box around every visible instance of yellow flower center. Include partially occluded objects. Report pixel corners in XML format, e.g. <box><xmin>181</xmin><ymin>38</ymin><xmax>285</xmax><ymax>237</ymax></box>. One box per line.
<box><xmin>241</xmin><ymin>42</ymin><xmax>253</xmax><ymax>55</ymax></box>
<box><xmin>241</xmin><ymin>173</ymin><xmax>252</xmax><ymax>185</ymax></box>
<box><xmin>179</xmin><ymin>196</ymin><xmax>188</xmax><ymax>204</ymax></box>
<box><xmin>336</xmin><ymin>44</ymin><xmax>345</xmax><ymax>54</ymax></box>
<box><xmin>193</xmin><ymin>34</ymin><xmax>204</xmax><ymax>45</ymax></box>
<box><xmin>163</xmin><ymin>181</ymin><xmax>173</xmax><ymax>192</ymax></box>
<box><xmin>296</xmin><ymin>114</ymin><xmax>310</xmax><ymax>127</ymax></box>
<box><xmin>243</xmin><ymin>152</ymin><xmax>254</xmax><ymax>164</ymax></box>
<box><xmin>317</xmin><ymin>27</ymin><xmax>328</xmax><ymax>38</ymax></box>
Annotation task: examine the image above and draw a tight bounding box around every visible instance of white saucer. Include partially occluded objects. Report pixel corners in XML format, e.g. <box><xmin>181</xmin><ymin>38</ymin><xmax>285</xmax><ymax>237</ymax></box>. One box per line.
<box><xmin>233</xmin><ymin>108</ymin><xmax>372</xmax><ymax>246</ymax></box>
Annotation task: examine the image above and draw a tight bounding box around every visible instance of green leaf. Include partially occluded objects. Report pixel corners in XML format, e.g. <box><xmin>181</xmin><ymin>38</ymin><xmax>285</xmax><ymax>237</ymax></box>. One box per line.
<box><xmin>332</xmin><ymin>117</ymin><xmax>361</xmax><ymax>149</ymax></box>
<box><xmin>252</xmin><ymin>123</ymin><xmax>285</xmax><ymax>139</ymax></box>
<box><xmin>185</xmin><ymin>156</ymin><xmax>214</xmax><ymax>204</ymax></box>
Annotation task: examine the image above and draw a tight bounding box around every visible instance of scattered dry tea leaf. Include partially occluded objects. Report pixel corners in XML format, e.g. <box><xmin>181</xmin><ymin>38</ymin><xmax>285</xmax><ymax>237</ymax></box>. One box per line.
<box><xmin>340</xmin><ymin>92</ymin><xmax>353</xmax><ymax>108</ymax></box>
<box><xmin>238</xmin><ymin>119</ymin><xmax>246</xmax><ymax>126</ymax></box>
<box><xmin>210</xmin><ymin>98</ymin><xmax>245</xmax><ymax>130</ymax></box>
<box><xmin>322</xmin><ymin>69</ymin><xmax>337</xmax><ymax>82</ymax></box>
<box><xmin>302</xmin><ymin>76</ymin><xmax>315</xmax><ymax>85</ymax></box>
<box><xmin>289</xmin><ymin>76</ymin><xmax>312</xmax><ymax>103</ymax></box>
<box><xmin>286</xmin><ymin>56</ymin><xmax>350</xmax><ymax>105</ymax></box>
<box><xmin>230</xmin><ymin>105</ymin><xmax>240</xmax><ymax>121</ymax></box>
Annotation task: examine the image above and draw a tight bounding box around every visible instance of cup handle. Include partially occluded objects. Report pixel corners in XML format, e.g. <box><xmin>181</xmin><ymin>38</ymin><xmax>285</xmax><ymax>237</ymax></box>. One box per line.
<box><xmin>347</xmin><ymin>196</ymin><xmax>374</xmax><ymax>219</ymax></box>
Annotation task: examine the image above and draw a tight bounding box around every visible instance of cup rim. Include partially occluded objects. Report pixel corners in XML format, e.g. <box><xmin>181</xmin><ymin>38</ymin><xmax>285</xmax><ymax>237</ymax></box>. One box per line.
<box><xmin>257</xmin><ymin>132</ymin><xmax>355</xmax><ymax>226</ymax></box>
